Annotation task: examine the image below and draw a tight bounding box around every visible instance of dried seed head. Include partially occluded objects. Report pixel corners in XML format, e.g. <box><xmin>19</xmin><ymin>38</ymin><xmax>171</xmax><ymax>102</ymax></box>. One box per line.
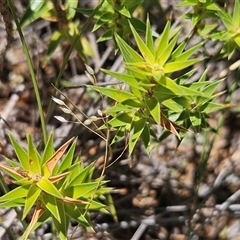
<box><xmin>83</xmin><ymin>119</ymin><xmax>92</xmax><ymax>125</ymax></box>
<box><xmin>60</xmin><ymin>107</ymin><xmax>71</xmax><ymax>114</ymax></box>
<box><xmin>97</xmin><ymin>109</ymin><xmax>103</xmax><ymax>116</ymax></box>
<box><xmin>54</xmin><ymin>116</ymin><xmax>68</xmax><ymax>123</ymax></box>
<box><xmin>52</xmin><ymin>96</ymin><xmax>66</xmax><ymax>106</ymax></box>
<box><xmin>84</xmin><ymin>63</ymin><xmax>94</xmax><ymax>75</ymax></box>
<box><xmin>85</xmin><ymin>70</ymin><xmax>95</xmax><ymax>84</ymax></box>
<box><xmin>89</xmin><ymin>116</ymin><xmax>98</xmax><ymax>121</ymax></box>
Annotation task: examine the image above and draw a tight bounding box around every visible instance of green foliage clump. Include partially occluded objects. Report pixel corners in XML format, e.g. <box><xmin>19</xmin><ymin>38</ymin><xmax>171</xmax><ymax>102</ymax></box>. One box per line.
<box><xmin>0</xmin><ymin>133</ymin><xmax>110</xmax><ymax>240</ymax></box>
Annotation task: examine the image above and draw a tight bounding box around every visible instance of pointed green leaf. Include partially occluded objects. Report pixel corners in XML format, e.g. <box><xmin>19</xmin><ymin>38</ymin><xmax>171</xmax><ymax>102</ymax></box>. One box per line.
<box><xmin>0</xmin><ymin>185</ymin><xmax>29</xmax><ymax>202</ymax></box>
<box><xmin>158</xmin><ymin>32</ymin><xmax>180</xmax><ymax>65</ymax></box>
<box><xmin>0</xmin><ymin>198</ymin><xmax>25</xmax><ymax>207</ymax></box>
<box><xmin>63</xmin><ymin>162</ymin><xmax>82</xmax><ymax>187</ymax></box>
<box><xmin>118</xmin><ymin>5</ymin><xmax>131</xmax><ymax>17</ymax></box>
<box><xmin>93</xmin><ymin>12</ymin><xmax>114</xmax><ymax>31</ymax></box>
<box><xmin>141</xmin><ymin>124</ymin><xmax>151</xmax><ymax>153</ymax></box>
<box><xmin>145</xmin><ymin>97</ymin><xmax>161</xmax><ymax>124</ymax></box>
<box><xmin>27</xmin><ymin>134</ymin><xmax>41</xmax><ymax>174</ymax></box>
<box><xmin>65</xmin><ymin>181</ymin><xmax>103</xmax><ymax>199</ymax></box>
<box><xmin>8</xmin><ymin>134</ymin><xmax>29</xmax><ymax>170</ymax></box>
<box><xmin>115</xmin><ymin>33</ymin><xmax>144</xmax><ymax>63</ymax></box>
<box><xmin>65</xmin><ymin>0</ymin><xmax>78</xmax><ymax>20</ymax></box>
<box><xmin>163</xmin><ymin>99</ymin><xmax>184</xmax><ymax>112</ymax></box>
<box><xmin>20</xmin><ymin>1</ymin><xmax>51</xmax><ymax>28</ymax></box>
<box><xmin>202</xmin><ymin>79</ymin><xmax>224</xmax><ymax>97</ymax></box>
<box><xmin>88</xmin><ymin>85</ymin><xmax>137</xmax><ymax>102</ymax></box>
<box><xmin>171</xmin><ymin>41</ymin><xmax>187</xmax><ymax>59</ymax></box>
<box><xmin>101</xmin><ymin>68</ymin><xmax>147</xmax><ymax>92</ymax></box>
<box><xmin>158</xmin><ymin>76</ymin><xmax>206</xmax><ymax>97</ymax></box>
<box><xmin>22</xmin><ymin>184</ymin><xmax>41</xmax><ymax>219</ymax></box>
<box><xmin>164</xmin><ymin>59</ymin><xmax>201</xmax><ymax>73</ymax></box>
<box><xmin>173</xmin><ymin>42</ymin><xmax>203</xmax><ymax>62</ymax></box>
<box><xmin>52</xmin><ymin>201</ymin><xmax>69</xmax><ymax>239</ymax></box>
<box><xmin>65</xmin><ymin>203</ymin><xmax>91</xmax><ymax>229</ymax></box>
<box><xmin>155</xmin><ymin>21</ymin><xmax>171</xmax><ymax>60</ymax></box>
<box><xmin>68</xmin><ymin>164</ymin><xmax>95</xmax><ymax>187</ymax></box>
<box><xmin>129</xmin><ymin>117</ymin><xmax>146</xmax><ymax>155</ymax></box>
<box><xmin>37</xmin><ymin>177</ymin><xmax>63</xmax><ymax>199</ymax></box>
<box><xmin>145</xmin><ymin>17</ymin><xmax>155</xmax><ymax>54</ymax></box>
<box><xmin>107</xmin><ymin>112</ymin><xmax>133</xmax><ymax>128</ymax></box>
<box><xmin>97</xmin><ymin>29</ymin><xmax>113</xmax><ymax>42</ymax></box>
<box><xmin>130</xmin><ymin>23</ymin><xmax>155</xmax><ymax>63</ymax></box>
<box><xmin>42</xmin><ymin>133</ymin><xmax>54</xmax><ymax>165</ymax></box>
<box><xmin>41</xmin><ymin>194</ymin><xmax>61</xmax><ymax>222</ymax></box>
<box><xmin>233</xmin><ymin>0</ymin><xmax>240</xmax><ymax>29</ymax></box>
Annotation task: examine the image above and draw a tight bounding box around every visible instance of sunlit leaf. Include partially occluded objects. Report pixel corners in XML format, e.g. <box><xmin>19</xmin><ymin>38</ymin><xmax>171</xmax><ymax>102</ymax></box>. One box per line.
<box><xmin>115</xmin><ymin>33</ymin><xmax>144</xmax><ymax>63</ymax></box>
<box><xmin>27</xmin><ymin>134</ymin><xmax>41</xmax><ymax>174</ymax></box>
<box><xmin>88</xmin><ymin>85</ymin><xmax>137</xmax><ymax>102</ymax></box>
<box><xmin>0</xmin><ymin>185</ymin><xmax>29</xmax><ymax>202</ymax></box>
<box><xmin>130</xmin><ymin>22</ymin><xmax>155</xmax><ymax>63</ymax></box>
<box><xmin>8</xmin><ymin>134</ymin><xmax>29</xmax><ymax>170</ymax></box>
<box><xmin>37</xmin><ymin>177</ymin><xmax>63</xmax><ymax>199</ymax></box>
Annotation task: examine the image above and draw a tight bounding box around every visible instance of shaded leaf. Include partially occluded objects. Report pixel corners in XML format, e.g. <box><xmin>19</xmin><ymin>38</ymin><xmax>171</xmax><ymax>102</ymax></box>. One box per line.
<box><xmin>22</xmin><ymin>184</ymin><xmax>41</xmax><ymax>220</ymax></box>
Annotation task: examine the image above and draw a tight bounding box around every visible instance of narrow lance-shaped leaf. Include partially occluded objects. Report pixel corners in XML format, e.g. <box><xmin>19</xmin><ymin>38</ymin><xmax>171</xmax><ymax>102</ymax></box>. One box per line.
<box><xmin>129</xmin><ymin>22</ymin><xmax>155</xmax><ymax>63</ymax></box>
<box><xmin>145</xmin><ymin>97</ymin><xmax>161</xmax><ymax>125</ymax></box>
<box><xmin>115</xmin><ymin>33</ymin><xmax>144</xmax><ymax>63</ymax></box>
<box><xmin>37</xmin><ymin>177</ymin><xmax>63</xmax><ymax>199</ymax></box>
<box><xmin>129</xmin><ymin>117</ymin><xmax>146</xmax><ymax>155</ymax></box>
<box><xmin>41</xmin><ymin>194</ymin><xmax>61</xmax><ymax>223</ymax></box>
<box><xmin>155</xmin><ymin>21</ymin><xmax>171</xmax><ymax>60</ymax></box>
<box><xmin>100</xmin><ymin>68</ymin><xmax>147</xmax><ymax>92</ymax></box>
<box><xmin>52</xmin><ymin>201</ymin><xmax>69</xmax><ymax>238</ymax></box>
<box><xmin>8</xmin><ymin>134</ymin><xmax>29</xmax><ymax>170</ymax></box>
<box><xmin>164</xmin><ymin>59</ymin><xmax>201</xmax><ymax>73</ymax></box>
<box><xmin>145</xmin><ymin>16</ymin><xmax>154</xmax><ymax>54</ymax></box>
<box><xmin>173</xmin><ymin>42</ymin><xmax>203</xmax><ymax>62</ymax></box>
<box><xmin>88</xmin><ymin>85</ymin><xmax>137</xmax><ymax>102</ymax></box>
<box><xmin>27</xmin><ymin>134</ymin><xmax>41</xmax><ymax>174</ymax></box>
<box><xmin>42</xmin><ymin>132</ymin><xmax>54</xmax><ymax>165</ymax></box>
<box><xmin>22</xmin><ymin>184</ymin><xmax>41</xmax><ymax>220</ymax></box>
<box><xmin>232</xmin><ymin>0</ymin><xmax>240</xmax><ymax>29</ymax></box>
<box><xmin>157</xmin><ymin>32</ymin><xmax>180</xmax><ymax>65</ymax></box>
<box><xmin>0</xmin><ymin>185</ymin><xmax>29</xmax><ymax>202</ymax></box>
